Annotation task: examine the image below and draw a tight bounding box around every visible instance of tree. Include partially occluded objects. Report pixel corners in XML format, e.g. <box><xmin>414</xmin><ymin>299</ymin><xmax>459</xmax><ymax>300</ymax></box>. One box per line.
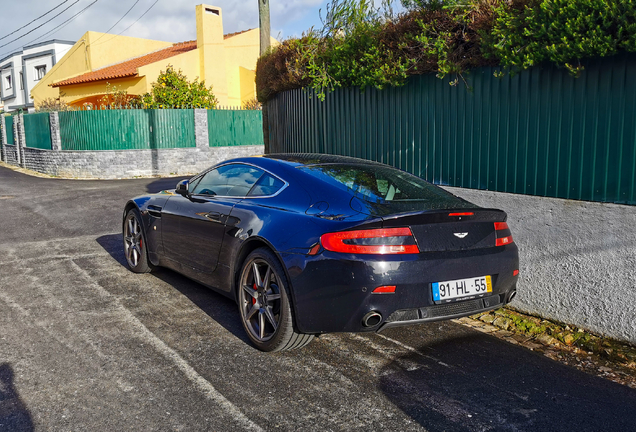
<box><xmin>138</xmin><ymin>66</ymin><xmax>219</xmax><ymax>109</ymax></box>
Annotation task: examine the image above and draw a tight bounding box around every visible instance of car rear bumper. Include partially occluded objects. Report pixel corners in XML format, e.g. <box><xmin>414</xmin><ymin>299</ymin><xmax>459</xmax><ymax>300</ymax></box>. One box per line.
<box><xmin>281</xmin><ymin>243</ymin><xmax>519</xmax><ymax>334</ymax></box>
<box><xmin>378</xmin><ymin>291</ymin><xmax>511</xmax><ymax>331</ymax></box>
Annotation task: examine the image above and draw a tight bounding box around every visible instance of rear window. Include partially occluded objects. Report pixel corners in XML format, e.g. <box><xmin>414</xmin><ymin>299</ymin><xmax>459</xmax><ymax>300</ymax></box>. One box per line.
<box><xmin>299</xmin><ymin>163</ymin><xmax>472</xmax><ymax>207</ymax></box>
<box><xmin>248</xmin><ymin>173</ymin><xmax>285</xmax><ymax>197</ymax></box>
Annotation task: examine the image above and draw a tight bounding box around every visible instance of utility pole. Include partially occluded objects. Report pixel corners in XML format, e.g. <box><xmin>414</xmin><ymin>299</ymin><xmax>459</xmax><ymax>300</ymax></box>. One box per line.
<box><xmin>259</xmin><ymin>0</ymin><xmax>271</xmax><ymax>153</ymax></box>
<box><xmin>259</xmin><ymin>0</ymin><xmax>271</xmax><ymax>56</ymax></box>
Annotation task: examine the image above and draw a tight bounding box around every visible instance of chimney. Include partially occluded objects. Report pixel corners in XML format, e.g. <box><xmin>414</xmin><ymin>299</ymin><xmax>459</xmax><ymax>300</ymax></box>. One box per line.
<box><xmin>196</xmin><ymin>4</ymin><xmax>228</xmax><ymax>104</ymax></box>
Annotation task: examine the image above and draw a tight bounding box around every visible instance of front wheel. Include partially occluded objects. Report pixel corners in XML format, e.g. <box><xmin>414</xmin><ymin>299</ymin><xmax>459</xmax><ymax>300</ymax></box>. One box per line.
<box><xmin>123</xmin><ymin>209</ymin><xmax>154</xmax><ymax>273</ymax></box>
<box><xmin>238</xmin><ymin>248</ymin><xmax>314</xmax><ymax>352</ymax></box>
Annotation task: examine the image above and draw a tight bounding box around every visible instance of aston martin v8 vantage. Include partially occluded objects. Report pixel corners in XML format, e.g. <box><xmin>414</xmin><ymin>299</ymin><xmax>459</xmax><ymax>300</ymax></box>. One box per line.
<box><xmin>123</xmin><ymin>154</ymin><xmax>519</xmax><ymax>351</ymax></box>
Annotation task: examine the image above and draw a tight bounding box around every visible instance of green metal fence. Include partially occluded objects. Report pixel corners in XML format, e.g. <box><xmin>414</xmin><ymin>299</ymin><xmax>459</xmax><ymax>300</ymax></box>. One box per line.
<box><xmin>268</xmin><ymin>53</ymin><xmax>636</xmax><ymax>205</ymax></box>
<box><xmin>59</xmin><ymin>109</ymin><xmax>195</xmax><ymax>150</ymax></box>
<box><xmin>4</xmin><ymin>116</ymin><xmax>14</xmax><ymax>145</ymax></box>
<box><xmin>24</xmin><ymin>113</ymin><xmax>52</xmax><ymax>150</ymax></box>
<box><xmin>208</xmin><ymin>110</ymin><xmax>264</xmax><ymax>147</ymax></box>
<box><xmin>151</xmin><ymin>109</ymin><xmax>196</xmax><ymax>149</ymax></box>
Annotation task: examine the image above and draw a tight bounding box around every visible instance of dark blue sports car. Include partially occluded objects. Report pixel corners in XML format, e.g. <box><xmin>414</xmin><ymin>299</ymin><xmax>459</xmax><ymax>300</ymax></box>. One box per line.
<box><xmin>123</xmin><ymin>154</ymin><xmax>519</xmax><ymax>351</ymax></box>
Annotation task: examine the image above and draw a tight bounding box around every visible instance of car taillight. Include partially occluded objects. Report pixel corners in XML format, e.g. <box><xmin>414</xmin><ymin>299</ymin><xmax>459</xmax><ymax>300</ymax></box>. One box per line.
<box><xmin>320</xmin><ymin>227</ymin><xmax>419</xmax><ymax>255</ymax></box>
<box><xmin>494</xmin><ymin>222</ymin><xmax>514</xmax><ymax>247</ymax></box>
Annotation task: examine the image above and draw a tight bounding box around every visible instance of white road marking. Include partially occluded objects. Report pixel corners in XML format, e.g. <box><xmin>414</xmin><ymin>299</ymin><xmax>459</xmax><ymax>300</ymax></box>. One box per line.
<box><xmin>0</xmin><ymin>242</ymin><xmax>264</xmax><ymax>432</ymax></box>
<box><xmin>65</xmin><ymin>259</ymin><xmax>265</xmax><ymax>432</ymax></box>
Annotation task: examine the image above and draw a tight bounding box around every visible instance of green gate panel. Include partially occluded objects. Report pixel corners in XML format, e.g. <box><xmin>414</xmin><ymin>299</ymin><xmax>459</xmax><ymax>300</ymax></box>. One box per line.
<box><xmin>4</xmin><ymin>116</ymin><xmax>14</xmax><ymax>145</ymax></box>
<box><xmin>58</xmin><ymin>109</ymin><xmax>195</xmax><ymax>151</ymax></box>
<box><xmin>59</xmin><ymin>110</ymin><xmax>151</xmax><ymax>150</ymax></box>
<box><xmin>268</xmin><ymin>53</ymin><xmax>636</xmax><ymax>206</ymax></box>
<box><xmin>208</xmin><ymin>110</ymin><xmax>264</xmax><ymax>147</ymax></box>
<box><xmin>149</xmin><ymin>109</ymin><xmax>196</xmax><ymax>149</ymax></box>
<box><xmin>24</xmin><ymin>113</ymin><xmax>52</xmax><ymax>150</ymax></box>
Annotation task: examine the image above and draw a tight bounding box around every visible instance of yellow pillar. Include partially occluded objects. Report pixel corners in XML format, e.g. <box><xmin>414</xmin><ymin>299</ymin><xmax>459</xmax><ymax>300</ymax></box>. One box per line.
<box><xmin>196</xmin><ymin>4</ymin><xmax>228</xmax><ymax>105</ymax></box>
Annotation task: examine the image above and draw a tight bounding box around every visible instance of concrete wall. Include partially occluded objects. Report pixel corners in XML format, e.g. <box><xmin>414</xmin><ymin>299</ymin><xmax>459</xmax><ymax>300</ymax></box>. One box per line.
<box><xmin>444</xmin><ymin>186</ymin><xmax>636</xmax><ymax>345</ymax></box>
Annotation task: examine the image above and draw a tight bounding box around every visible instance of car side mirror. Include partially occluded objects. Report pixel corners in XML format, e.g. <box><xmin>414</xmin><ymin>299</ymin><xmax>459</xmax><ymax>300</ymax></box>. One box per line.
<box><xmin>176</xmin><ymin>180</ymin><xmax>190</xmax><ymax>197</ymax></box>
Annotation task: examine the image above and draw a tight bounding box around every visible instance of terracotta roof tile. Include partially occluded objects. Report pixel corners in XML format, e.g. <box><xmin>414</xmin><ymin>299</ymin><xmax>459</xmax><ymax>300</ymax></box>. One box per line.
<box><xmin>51</xmin><ymin>41</ymin><xmax>197</xmax><ymax>87</ymax></box>
<box><xmin>224</xmin><ymin>29</ymin><xmax>254</xmax><ymax>39</ymax></box>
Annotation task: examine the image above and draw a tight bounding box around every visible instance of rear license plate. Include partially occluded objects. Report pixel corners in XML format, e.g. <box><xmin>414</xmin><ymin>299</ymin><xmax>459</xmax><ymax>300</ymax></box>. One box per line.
<box><xmin>432</xmin><ymin>275</ymin><xmax>492</xmax><ymax>302</ymax></box>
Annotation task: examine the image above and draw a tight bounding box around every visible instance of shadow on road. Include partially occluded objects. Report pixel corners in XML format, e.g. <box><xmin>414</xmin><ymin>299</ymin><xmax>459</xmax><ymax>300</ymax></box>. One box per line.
<box><xmin>0</xmin><ymin>364</ymin><xmax>34</xmax><ymax>432</ymax></box>
<box><xmin>96</xmin><ymin>234</ymin><xmax>127</xmax><ymax>268</ymax></box>
<box><xmin>378</xmin><ymin>332</ymin><xmax>636</xmax><ymax>432</ymax></box>
<box><xmin>95</xmin><ymin>233</ymin><xmax>251</xmax><ymax>346</ymax></box>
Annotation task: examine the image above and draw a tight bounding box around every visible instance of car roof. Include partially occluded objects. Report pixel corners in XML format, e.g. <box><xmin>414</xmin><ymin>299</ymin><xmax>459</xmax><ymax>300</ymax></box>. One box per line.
<box><xmin>264</xmin><ymin>153</ymin><xmax>388</xmax><ymax>167</ymax></box>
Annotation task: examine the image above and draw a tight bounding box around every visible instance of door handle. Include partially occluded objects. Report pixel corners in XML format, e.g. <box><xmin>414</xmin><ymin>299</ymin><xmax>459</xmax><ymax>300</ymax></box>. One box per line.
<box><xmin>205</xmin><ymin>212</ymin><xmax>223</xmax><ymax>222</ymax></box>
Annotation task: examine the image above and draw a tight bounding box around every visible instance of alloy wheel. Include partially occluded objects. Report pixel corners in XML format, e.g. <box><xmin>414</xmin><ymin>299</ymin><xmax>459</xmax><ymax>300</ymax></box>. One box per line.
<box><xmin>124</xmin><ymin>214</ymin><xmax>143</xmax><ymax>268</ymax></box>
<box><xmin>240</xmin><ymin>259</ymin><xmax>282</xmax><ymax>342</ymax></box>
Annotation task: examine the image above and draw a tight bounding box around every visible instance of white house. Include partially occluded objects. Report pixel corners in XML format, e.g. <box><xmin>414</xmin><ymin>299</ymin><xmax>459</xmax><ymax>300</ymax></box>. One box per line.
<box><xmin>0</xmin><ymin>40</ymin><xmax>74</xmax><ymax>112</ymax></box>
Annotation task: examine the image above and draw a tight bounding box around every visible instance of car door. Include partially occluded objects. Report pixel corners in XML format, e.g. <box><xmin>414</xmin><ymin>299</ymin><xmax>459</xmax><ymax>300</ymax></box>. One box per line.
<box><xmin>161</xmin><ymin>163</ymin><xmax>265</xmax><ymax>274</ymax></box>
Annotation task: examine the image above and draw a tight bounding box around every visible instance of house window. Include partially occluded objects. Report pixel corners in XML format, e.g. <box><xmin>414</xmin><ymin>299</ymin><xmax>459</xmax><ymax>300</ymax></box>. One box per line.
<box><xmin>19</xmin><ymin>72</ymin><xmax>23</xmax><ymax>90</ymax></box>
<box><xmin>4</xmin><ymin>75</ymin><xmax>11</xmax><ymax>90</ymax></box>
<box><xmin>35</xmin><ymin>65</ymin><xmax>46</xmax><ymax>81</ymax></box>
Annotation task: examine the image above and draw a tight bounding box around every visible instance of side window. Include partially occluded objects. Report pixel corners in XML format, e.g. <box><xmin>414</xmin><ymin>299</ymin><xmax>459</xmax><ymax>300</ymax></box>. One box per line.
<box><xmin>191</xmin><ymin>164</ymin><xmax>263</xmax><ymax>197</ymax></box>
<box><xmin>247</xmin><ymin>173</ymin><xmax>285</xmax><ymax>197</ymax></box>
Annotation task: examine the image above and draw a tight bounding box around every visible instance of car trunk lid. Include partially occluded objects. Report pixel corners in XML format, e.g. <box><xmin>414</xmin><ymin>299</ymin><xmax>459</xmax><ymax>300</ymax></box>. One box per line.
<box><xmin>380</xmin><ymin>209</ymin><xmax>507</xmax><ymax>252</ymax></box>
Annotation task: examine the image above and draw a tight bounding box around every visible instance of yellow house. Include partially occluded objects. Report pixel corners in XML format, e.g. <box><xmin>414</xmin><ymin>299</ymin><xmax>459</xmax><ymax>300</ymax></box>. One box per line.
<box><xmin>31</xmin><ymin>4</ymin><xmax>276</xmax><ymax>108</ymax></box>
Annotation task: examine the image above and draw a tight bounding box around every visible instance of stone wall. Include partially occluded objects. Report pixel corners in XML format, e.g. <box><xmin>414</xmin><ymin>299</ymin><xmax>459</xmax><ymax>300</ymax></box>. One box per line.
<box><xmin>3</xmin><ymin>145</ymin><xmax>18</xmax><ymax>165</ymax></box>
<box><xmin>19</xmin><ymin>145</ymin><xmax>263</xmax><ymax>179</ymax></box>
<box><xmin>444</xmin><ymin>186</ymin><xmax>636</xmax><ymax>345</ymax></box>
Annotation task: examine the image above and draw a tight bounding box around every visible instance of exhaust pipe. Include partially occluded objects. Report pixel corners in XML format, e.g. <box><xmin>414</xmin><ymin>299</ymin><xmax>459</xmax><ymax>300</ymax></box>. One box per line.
<box><xmin>507</xmin><ymin>290</ymin><xmax>517</xmax><ymax>303</ymax></box>
<box><xmin>362</xmin><ymin>311</ymin><xmax>382</xmax><ymax>327</ymax></box>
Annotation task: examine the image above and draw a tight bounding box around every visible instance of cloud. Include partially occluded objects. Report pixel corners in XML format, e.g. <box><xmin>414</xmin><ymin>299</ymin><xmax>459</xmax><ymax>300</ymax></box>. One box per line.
<box><xmin>272</xmin><ymin>0</ymin><xmax>324</xmax><ymax>23</ymax></box>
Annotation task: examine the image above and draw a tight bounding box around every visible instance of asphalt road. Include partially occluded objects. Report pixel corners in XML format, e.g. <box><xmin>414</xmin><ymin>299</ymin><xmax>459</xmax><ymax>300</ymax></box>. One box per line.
<box><xmin>1</xmin><ymin>165</ymin><xmax>635</xmax><ymax>432</ymax></box>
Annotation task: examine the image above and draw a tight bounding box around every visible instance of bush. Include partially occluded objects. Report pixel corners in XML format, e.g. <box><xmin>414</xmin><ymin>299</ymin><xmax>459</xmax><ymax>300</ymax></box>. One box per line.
<box><xmin>242</xmin><ymin>98</ymin><xmax>262</xmax><ymax>110</ymax></box>
<box><xmin>138</xmin><ymin>66</ymin><xmax>219</xmax><ymax>109</ymax></box>
<box><xmin>35</xmin><ymin>97</ymin><xmax>72</xmax><ymax>112</ymax></box>
<box><xmin>485</xmin><ymin>0</ymin><xmax>636</xmax><ymax>75</ymax></box>
<box><xmin>98</xmin><ymin>83</ymin><xmax>136</xmax><ymax>108</ymax></box>
<box><xmin>256</xmin><ymin>0</ymin><xmax>636</xmax><ymax>102</ymax></box>
<box><xmin>257</xmin><ymin>0</ymin><xmax>499</xmax><ymax>101</ymax></box>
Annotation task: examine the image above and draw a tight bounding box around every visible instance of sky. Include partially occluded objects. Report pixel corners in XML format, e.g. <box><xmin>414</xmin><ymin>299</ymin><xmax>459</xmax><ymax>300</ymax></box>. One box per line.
<box><xmin>0</xmin><ymin>0</ymin><xmax>334</xmax><ymax>61</ymax></box>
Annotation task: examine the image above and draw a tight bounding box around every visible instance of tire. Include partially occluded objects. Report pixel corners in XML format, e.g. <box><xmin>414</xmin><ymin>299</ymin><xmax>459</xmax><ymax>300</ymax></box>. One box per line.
<box><xmin>123</xmin><ymin>208</ymin><xmax>154</xmax><ymax>273</ymax></box>
<box><xmin>237</xmin><ymin>247</ymin><xmax>314</xmax><ymax>352</ymax></box>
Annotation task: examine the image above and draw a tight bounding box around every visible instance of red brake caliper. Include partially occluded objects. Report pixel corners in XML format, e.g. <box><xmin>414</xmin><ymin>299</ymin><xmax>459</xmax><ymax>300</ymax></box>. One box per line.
<box><xmin>252</xmin><ymin>283</ymin><xmax>257</xmax><ymax>305</ymax></box>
